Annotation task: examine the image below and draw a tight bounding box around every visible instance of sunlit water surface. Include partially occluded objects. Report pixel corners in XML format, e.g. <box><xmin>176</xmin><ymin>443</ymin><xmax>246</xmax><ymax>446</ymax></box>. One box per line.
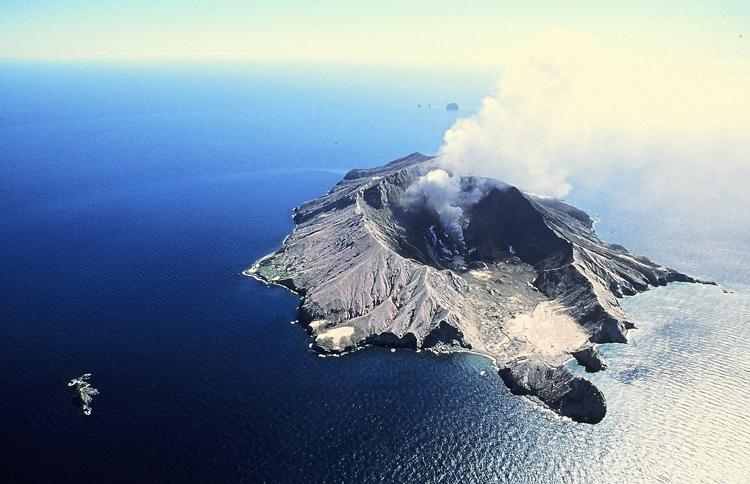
<box><xmin>1</xmin><ymin>63</ymin><xmax>748</xmax><ymax>483</ymax></box>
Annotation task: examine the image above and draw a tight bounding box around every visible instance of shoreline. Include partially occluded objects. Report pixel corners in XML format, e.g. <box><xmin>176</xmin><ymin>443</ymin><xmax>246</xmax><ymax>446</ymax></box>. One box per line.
<box><xmin>244</xmin><ymin>259</ymin><xmax>604</xmax><ymax>374</ymax></box>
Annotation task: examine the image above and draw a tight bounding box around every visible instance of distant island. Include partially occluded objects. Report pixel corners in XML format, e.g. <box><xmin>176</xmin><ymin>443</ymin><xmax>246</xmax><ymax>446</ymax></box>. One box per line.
<box><xmin>246</xmin><ymin>153</ymin><xmax>706</xmax><ymax>423</ymax></box>
<box><xmin>446</xmin><ymin>102</ymin><xmax>459</xmax><ymax>111</ymax></box>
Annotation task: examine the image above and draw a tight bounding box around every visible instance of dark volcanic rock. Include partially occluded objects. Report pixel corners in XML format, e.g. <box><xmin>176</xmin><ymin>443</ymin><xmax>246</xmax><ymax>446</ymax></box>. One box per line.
<box><xmin>499</xmin><ymin>361</ymin><xmax>606</xmax><ymax>424</ymax></box>
<box><xmin>572</xmin><ymin>346</ymin><xmax>608</xmax><ymax>372</ymax></box>
<box><xmin>246</xmin><ymin>152</ymin><xmax>701</xmax><ymax>423</ymax></box>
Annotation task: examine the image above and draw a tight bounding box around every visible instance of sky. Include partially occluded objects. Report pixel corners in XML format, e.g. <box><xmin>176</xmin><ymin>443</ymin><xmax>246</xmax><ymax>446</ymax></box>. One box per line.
<box><xmin>0</xmin><ymin>1</ymin><xmax>748</xmax><ymax>63</ymax></box>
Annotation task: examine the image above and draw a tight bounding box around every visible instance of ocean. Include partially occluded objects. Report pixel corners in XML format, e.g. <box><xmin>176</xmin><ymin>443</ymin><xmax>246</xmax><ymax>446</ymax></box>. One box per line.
<box><xmin>1</xmin><ymin>62</ymin><xmax>748</xmax><ymax>483</ymax></box>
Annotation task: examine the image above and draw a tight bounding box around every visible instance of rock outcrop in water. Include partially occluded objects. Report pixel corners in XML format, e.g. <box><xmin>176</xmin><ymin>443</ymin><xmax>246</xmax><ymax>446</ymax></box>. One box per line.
<box><xmin>68</xmin><ymin>373</ymin><xmax>99</xmax><ymax>415</ymax></box>
<box><xmin>246</xmin><ymin>153</ymin><xmax>703</xmax><ymax>423</ymax></box>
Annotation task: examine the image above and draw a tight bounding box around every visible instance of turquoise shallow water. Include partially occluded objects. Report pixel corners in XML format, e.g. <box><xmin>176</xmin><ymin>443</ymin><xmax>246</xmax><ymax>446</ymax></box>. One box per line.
<box><xmin>1</xmin><ymin>62</ymin><xmax>748</xmax><ymax>483</ymax></box>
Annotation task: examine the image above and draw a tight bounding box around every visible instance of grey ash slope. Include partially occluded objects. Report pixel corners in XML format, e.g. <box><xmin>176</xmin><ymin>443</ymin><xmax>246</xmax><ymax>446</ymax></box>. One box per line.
<box><xmin>248</xmin><ymin>153</ymin><xmax>702</xmax><ymax>423</ymax></box>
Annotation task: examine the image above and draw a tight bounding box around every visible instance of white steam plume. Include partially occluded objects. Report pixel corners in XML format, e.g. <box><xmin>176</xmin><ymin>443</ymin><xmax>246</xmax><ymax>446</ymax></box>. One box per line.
<box><xmin>403</xmin><ymin>169</ymin><xmax>465</xmax><ymax>245</ymax></box>
<box><xmin>405</xmin><ymin>28</ymin><xmax>749</xmax><ymax>279</ymax></box>
<box><xmin>402</xmin><ymin>169</ymin><xmax>489</xmax><ymax>247</ymax></box>
<box><xmin>439</xmin><ymin>27</ymin><xmax>750</xmax><ymax>202</ymax></box>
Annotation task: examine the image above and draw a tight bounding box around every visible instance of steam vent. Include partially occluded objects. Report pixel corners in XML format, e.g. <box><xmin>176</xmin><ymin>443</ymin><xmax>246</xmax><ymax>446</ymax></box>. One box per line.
<box><xmin>246</xmin><ymin>153</ymin><xmax>706</xmax><ymax>423</ymax></box>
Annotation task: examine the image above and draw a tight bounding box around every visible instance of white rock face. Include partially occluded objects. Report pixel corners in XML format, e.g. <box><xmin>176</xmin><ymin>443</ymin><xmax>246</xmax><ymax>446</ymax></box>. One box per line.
<box><xmin>247</xmin><ymin>153</ymin><xmax>703</xmax><ymax>423</ymax></box>
<box><xmin>314</xmin><ymin>326</ymin><xmax>355</xmax><ymax>352</ymax></box>
<box><xmin>503</xmin><ymin>302</ymin><xmax>588</xmax><ymax>358</ymax></box>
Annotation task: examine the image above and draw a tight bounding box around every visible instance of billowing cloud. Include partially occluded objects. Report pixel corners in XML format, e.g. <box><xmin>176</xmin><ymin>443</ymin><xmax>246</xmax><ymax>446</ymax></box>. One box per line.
<box><xmin>439</xmin><ymin>27</ymin><xmax>750</xmax><ymax>202</ymax></box>
<box><xmin>411</xmin><ymin>27</ymin><xmax>750</xmax><ymax>281</ymax></box>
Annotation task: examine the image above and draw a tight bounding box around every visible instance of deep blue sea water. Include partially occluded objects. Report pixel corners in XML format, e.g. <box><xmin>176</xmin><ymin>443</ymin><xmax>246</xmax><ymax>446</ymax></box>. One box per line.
<box><xmin>1</xmin><ymin>62</ymin><xmax>748</xmax><ymax>483</ymax></box>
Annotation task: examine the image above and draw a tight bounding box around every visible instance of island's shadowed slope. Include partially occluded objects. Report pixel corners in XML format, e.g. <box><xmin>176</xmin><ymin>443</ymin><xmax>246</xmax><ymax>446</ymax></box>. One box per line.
<box><xmin>247</xmin><ymin>153</ymin><xmax>703</xmax><ymax>423</ymax></box>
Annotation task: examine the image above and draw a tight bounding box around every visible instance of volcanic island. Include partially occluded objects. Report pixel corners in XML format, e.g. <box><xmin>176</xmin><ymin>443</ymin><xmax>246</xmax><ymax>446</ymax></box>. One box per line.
<box><xmin>246</xmin><ymin>153</ymin><xmax>705</xmax><ymax>423</ymax></box>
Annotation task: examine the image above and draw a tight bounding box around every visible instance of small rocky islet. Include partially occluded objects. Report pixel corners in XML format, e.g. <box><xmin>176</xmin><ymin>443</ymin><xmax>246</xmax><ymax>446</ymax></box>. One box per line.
<box><xmin>68</xmin><ymin>373</ymin><xmax>99</xmax><ymax>415</ymax></box>
<box><xmin>247</xmin><ymin>153</ymin><xmax>707</xmax><ymax>423</ymax></box>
